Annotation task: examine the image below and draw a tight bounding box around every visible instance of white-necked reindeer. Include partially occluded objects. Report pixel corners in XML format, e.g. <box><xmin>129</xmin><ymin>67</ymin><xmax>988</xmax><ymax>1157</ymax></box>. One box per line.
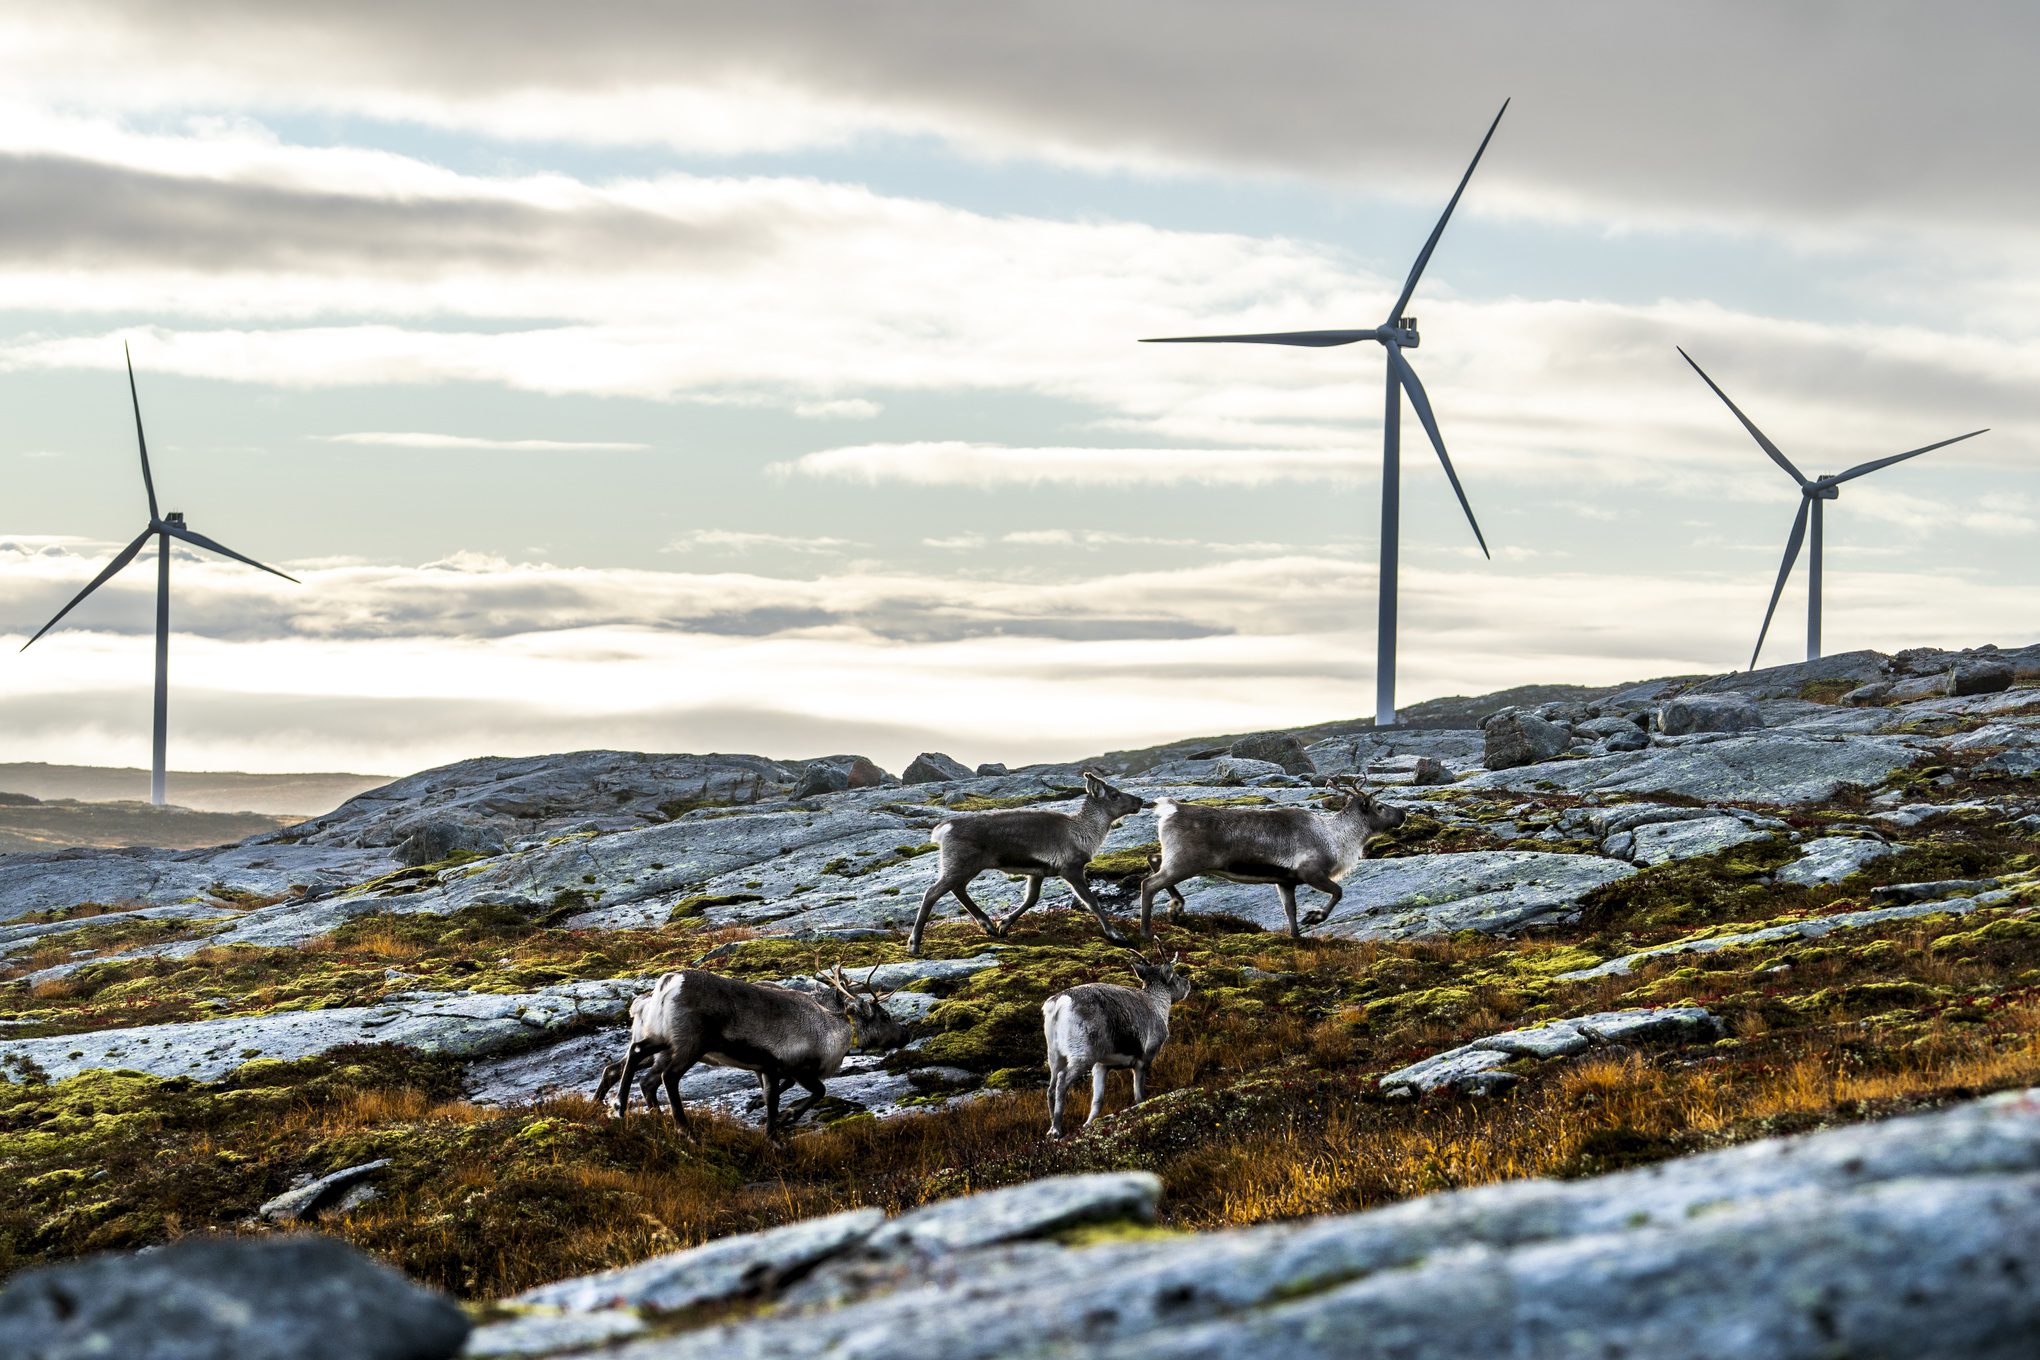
<box><xmin>1042</xmin><ymin>947</ymin><xmax>1192</xmax><ymax>1138</ymax></box>
<box><xmin>607</xmin><ymin>964</ymin><xmax>910</xmax><ymax>1138</ymax></box>
<box><xmin>910</xmin><ymin>770</ymin><xmax>1145</xmax><ymax>954</ymax></box>
<box><xmin>1139</xmin><ymin>773</ymin><xmax>1406</xmax><ymax>938</ymax></box>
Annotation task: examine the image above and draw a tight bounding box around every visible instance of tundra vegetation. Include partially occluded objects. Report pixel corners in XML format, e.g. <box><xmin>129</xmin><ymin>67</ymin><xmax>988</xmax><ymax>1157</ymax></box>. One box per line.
<box><xmin>2</xmin><ymin>665</ymin><xmax>2038</xmax><ymax>1304</ymax></box>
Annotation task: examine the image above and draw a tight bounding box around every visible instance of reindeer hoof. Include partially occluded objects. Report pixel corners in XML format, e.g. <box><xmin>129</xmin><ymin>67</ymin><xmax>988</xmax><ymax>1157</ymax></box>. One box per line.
<box><xmin>1301</xmin><ymin>908</ymin><xmax>1332</xmax><ymax>929</ymax></box>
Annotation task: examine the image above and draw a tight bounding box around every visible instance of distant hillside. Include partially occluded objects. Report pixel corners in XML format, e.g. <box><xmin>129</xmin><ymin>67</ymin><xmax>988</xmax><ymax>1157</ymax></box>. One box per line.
<box><xmin>0</xmin><ymin>796</ymin><xmax>293</xmax><ymax>852</ymax></box>
<box><xmin>0</xmin><ymin>764</ymin><xmax>390</xmax><ymax>818</ymax></box>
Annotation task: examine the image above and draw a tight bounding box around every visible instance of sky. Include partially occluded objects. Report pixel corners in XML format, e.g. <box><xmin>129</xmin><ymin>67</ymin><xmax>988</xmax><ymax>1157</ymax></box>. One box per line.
<box><xmin>1</xmin><ymin>1</ymin><xmax>2036</xmax><ymax>778</ymax></box>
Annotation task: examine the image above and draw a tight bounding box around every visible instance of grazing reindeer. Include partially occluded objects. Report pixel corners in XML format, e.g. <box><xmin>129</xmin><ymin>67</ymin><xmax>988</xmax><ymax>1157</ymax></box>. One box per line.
<box><xmin>1042</xmin><ymin>948</ymin><xmax>1192</xmax><ymax>1137</ymax></box>
<box><xmin>1139</xmin><ymin>774</ymin><xmax>1407</xmax><ymax>938</ymax></box>
<box><xmin>910</xmin><ymin>770</ymin><xmax>1145</xmax><ymax>954</ymax></box>
<box><xmin>612</xmin><ymin>964</ymin><xmax>910</xmax><ymax>1138</ymax></box>
<box><xmin>595</xmin><ymin>992</ymin><xmax>675</xmax><ymax>1115</ymax></box>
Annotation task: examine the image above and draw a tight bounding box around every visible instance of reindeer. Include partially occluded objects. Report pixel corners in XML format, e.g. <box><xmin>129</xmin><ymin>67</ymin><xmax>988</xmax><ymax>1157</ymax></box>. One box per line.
<box><xmin>610</xmin><ymin>964</ymin><xmax>911</xmax><ymax>1138</ymax></box>
<box><xmin>1138</xmin><ymin>773</ymin><xmax>1406</xmax><ymax>938</ymax></box>
<box><xmin>1042</xmin><ymin>947</ymin><xmax>1192</xmax><ymax>1137</ymax></box>
<box><xmin>909</xmin><ymin>770</ymin><xmax>1146</xmax><ymax>953</ymax></box>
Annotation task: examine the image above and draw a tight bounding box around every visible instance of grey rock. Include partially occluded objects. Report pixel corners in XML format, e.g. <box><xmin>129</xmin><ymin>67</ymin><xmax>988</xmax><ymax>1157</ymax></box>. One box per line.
<box><xmin>1410</xmin><ymin>757</ymin><xmax>1452</xmax><ymax>786</ymax></box>
<box><xmin>1599</xmin><ymin>727</ymin><xmax>1650</xmax><ymax>752</ymax></box>
<box><xmin>1561</xmin><ymin>888</ymin><xmax>2026</xmax><ymax>979</ymax></box>
<box><xmin>1982</xmin><ymin>749</ymin><xmax>2040</xmax><ymax>778</ymax></box>
<box><xmin>1481</xmin><ymin>711</ymin><xmax>1572</xmax><ymax>771</ymax></box>
<box><xmin>593</xmin><ymin>1090</ymin><xmax>2040</xmax><ymax>1360</ymax></box>
<box><xmin>864</xmin><ymin>1173</ymin><xmax>1163</xmax><ymax>1258</ymax></box>
<box><xmin>975</xmin><ymin>763</ymin><xmax>1009</xmax><ymax>777</ymax></box>
<box><xmin>902</xmin><ymin>752</ymin><xmax>973</xmax><ymax>784</ymax></box>
<box><xmin>1226</xmin><ymin>732</ymin><xmax>1316</xmax><ymax>776</ymax></box>
<box><xmin>0</xmin><ymin>1234</ymin><xmax>468</xmax><ymax>1360</ymax></box>
<box><xmin>1948</xmin><ymin>659</ymin><xmax>2016</xmax><ymax>696</ymax></box>
<box><xmin>514</xmin><ymin>1208</ymin><xmax>884</xmax><ymax>1313</ymax></box>
<box><xmin>1309</xmin><ymin>851</ymin><xmax>1635</xmax><ymax>940</ymax></box>
<box><xmin>396</xmin><ymin>820</ymin><xmax>507</xmax><ymax>868</ymax></box>
<box><xmin>1682</xmin><ymin>650</ymin><xmax>1887</xmax><ymax>701</ymax></box>
<box><xmin>463</xmin><ymin>1311</ymin><xmax>647</xmax><ymax>1356</ymax></box>
<box><xmin>1382</xmin><ymin>1007</ymin><xmax>1721</xmax><ymax>1095</ymax></box>
<box><xmin>0</xmin><ymin>978</ymin><xmax>639</xmax><ymax>1083</ymax></box>
<box><xmin>1142</xmin><ymin>756</ymin><xmax>1287</xmax><ymax>786</ymax></box>
<box><xmin>793</xmin><ymin>764</ymin><xmax>850</xmax><ymax>797</ymax></box>
<box><xmin>1844</xmin><ymin>681</ymin><xmax>1895</xmax><ymax>706</ymax></box>
<box><xmin>1871</xmin><ymin>878</ymin><xmax>2000</xmax><ymax>904</ymax></box>
<box><xmin>1654</xmin><ymin>693</ymin><xmax>1763</xmax><ymax>736</ymax></box>
<box><xmin>257</xmin><ymin>1159</ymin><xmax>391</xmax><ymax>1224</ymax></box>
<box><xmin>1775</xmin><ymin>835</ymin><xmax>1896</xmax><ymax>886</ymax></box>
<box><xmin>1459</xmin><ymin>731</ymin><xmax>1921</xmax><ymax>805</ymax></box>
<box><xmin>1627</xmin><ymin>815</ymin><xmax>1772</xmax><ymax>866</ymax></box>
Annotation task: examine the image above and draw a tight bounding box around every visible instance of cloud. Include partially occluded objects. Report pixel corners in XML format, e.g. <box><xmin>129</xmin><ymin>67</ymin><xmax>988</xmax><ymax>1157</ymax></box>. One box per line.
<box><xmin>662</xmin><ymin>529</ymin><xmax>856</xmax><ymax>555</ymax></box>
<box><xmin>779</xmin><ymin>442</ymin><xmax>1374</xmax><ymax>488</ymax></box>
<box><xmin>11</xmin><ymin>3</ymin><xmax>2040</xmax><ymax>244</ymax></box>
<box><xmin>792</xmin><ymin>398</ymin><xmax>882</xmax><ymax>420</ymax></box>
<box><xmin>319</xmin><ymin>432</ymin><xmax>649</xmax><ymax>452</ymax></box>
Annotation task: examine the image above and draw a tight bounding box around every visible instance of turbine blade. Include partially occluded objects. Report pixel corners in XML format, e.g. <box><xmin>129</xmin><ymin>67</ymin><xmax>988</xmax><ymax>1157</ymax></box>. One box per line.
<box><xmin>1391</xmin><ymin>348</ymin><xmax>1489</xmax><ymax>558</ymax></box>
<box><xmin>1750</xmin><ymin>497</ymin><xmax>1811</xmax><ymax>670</ymax></box>
<box><xmin>1826</xmin><ymin>429</ymin><xmax>1988</xmax><ymax>486</ymax></box>
<box><xmin>1677</xmin><ymin>347</ymin><xmax>1808</xmax><ymax>486</ymax></box>
<box><xmin>163</xmin><ymin>523</ymin><xmax>298</xmax><ymax>583</ymax></box>
<box><xmin>126</xmin><ymin>342</ymin><xmax>160</xmax><ymax>522</ymax></box>
<box><xmin>1386</xmin><ymin>98</ymin><xmax>1510</xmax><ymax>326</ymax></box>
<box><xmin>1141</xmin><ymin>329</ymin><xmax>1377</xmax><ymax>347</ymax></box>
<box><xmin>19</xmin><ymin>528</ymin><xmax>154</xmax><ymax>651</ymax></box>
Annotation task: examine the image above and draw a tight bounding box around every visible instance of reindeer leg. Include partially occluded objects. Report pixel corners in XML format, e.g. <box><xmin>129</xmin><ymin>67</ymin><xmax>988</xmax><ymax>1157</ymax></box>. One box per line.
<box><xmin>1047</xmin><ymin>1061</ymin><xmax>1075</xmax><ymax>1138</ymax></box>
<box><xmin>948</xmin><ymin>878</ymin><xmax>1001</xmax><ymax>937</ymax></box>
<box><xmin>992</xmin><ymin>875</ymin><xmax>1044</xmax><ymax>936</ymax></box>
<box><xmin>780</xmin><ymin>1075</ymin><xmax>829</xmax><ymax>1131</ymax></box>
<box><xmin>1084</xmin><ymin>1063</ymin><xmax>1110</xmax><ymax>1127</ymax></box>
<box><xmin>1298</xmin><ymin>871</ymin><xmax>1343</xmax><ymax>929</ymax></box>
<box><xmin>1139</xmin><ymin>867</ymin><xmax>1190</xmax><ymax>938</ymax></box>
<box><xmin>909</xmin><ymin>876</ymin><xmax>956</xmax><ymax>956</ymax></box>
<box><xmin>1275</xmin><ymin>882</ymin><xmax>1303</xmax><ymax>940</ymax></box>
<box><xmin>614</xmin><ymin>1040</ymin><xmax>656</xmax><ymax>1119</ymax></box>
<box><xmin>594</xmin><ymin>1058</ymin><xmax>624</xmax><ymax>1111</ymax></box>
<box><xmin>1132</xmin><ymin>1058</ymin><xmax>1150</xmax><ymax>1106</ymax></box>
<box><xmin>640</xmin><ymin>1068</ymin><xmax>664</xmax><ymax>1115</ymax></box>
<box><xmin>1060</xmin><ymin>867</ymin><xmax>1133</xmax><ymax>945</ymax></box>
<box><xmin>664</xmin><ymin>1058</ymin><xmax>697</xmax><ymax>1137</ymax></box>
<box><xmin>759</xmin><ymin>1070</ymin><xmax>783</xmax><ymax>1139</ymax></box>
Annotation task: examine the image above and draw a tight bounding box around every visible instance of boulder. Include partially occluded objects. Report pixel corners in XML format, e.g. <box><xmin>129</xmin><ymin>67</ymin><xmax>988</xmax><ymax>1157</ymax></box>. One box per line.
<box><xmin>1626</xmin><ymin>815</ymin><xmax>1773</xmax><ymax>867</ymax></box>
<box><xmin>1774</xmin><ymin>835</ymin><xmax>1897</xmax><ymax>886</ymax></box>
<box><xmin>1410</xmin><ymin>756</ymin><xmax>1453</xmax><ymax>787</ymax></box>
<box><xmin>514</xmin><ymin>1208</ymin><xmax>884</xmax><ymax>1314</ymax></box>
<box><xmin>1843</xmin><ymin>681</ymin><xmax>1895</xmax><ymax>706</ymax></box>
<box><xmin>1481</xmin><ymin>710</ymin><xmax>1572</xmax><ymax>770</ymax></box>
<box><xmin>845</xmin><ymin>758</ymin><xmax>889</xmax><ymax>788</ymax></box>
<box><xmin>863</xmin><ymin>1173</ymin><xmax>1163</xmax><ymax>1258</ymax></box>
<box><xmin>394</xmin><ymin>819</ymin><xmax>506</xmax><ymax>867</ymax></box>
<box><xmin>256</xmin><ymin>1160</ymin><xmax>391</xmax><ymax>1224</ymax></box>
<box><xmin>974</xmin><ymin>762</ymin><xmax>1009</xmax><ymax>777</ymax></box>
<box><xmin>1382</xmin><ymin>1007</ymin><xmax>1722</xmax><ymax>1095</ymax></box>
<box><xmin>902</xmin><ymin>752</ymin><xmax>973</xmax><ymax>784</ymax></box>
<box><xmin>1653</xmin><ymin>693</ymin><xmax>1763</xmax><ymax>736</ymax></box>
<box><xmin>1226</xmin><ymin>732</ymin><xmax>1316</xmax><ymax>776</ymax></box>
<box><xmin>1949</xmin><ymin>659</ymin><xmax>2016</xmax><ymax>697</ymax></box>
<box><xmin>1143</xmin><ymin>756</ymin><xmax>1288</xmax><ymax>786</ymax></box>
<box><xmin>0</xmin><ymin>1234</ymin><xmax>468</xmax><ymax>1360</ymax></box>
<box><xmin>793</xmin><ymin>764</ymin><xmax>851</xmax><ymax>797</ymax></box>
<box><xmin>1600</xmin><ymin>727</ymin><xmax>1649</xmax><ymax>752</ymax></box>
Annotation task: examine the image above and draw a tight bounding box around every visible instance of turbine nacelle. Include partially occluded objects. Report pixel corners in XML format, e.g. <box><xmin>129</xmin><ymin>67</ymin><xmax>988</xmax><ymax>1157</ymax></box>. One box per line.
<box><xmin>1385</xmin><ymin>317</ymin><xmax>1419</xmax><ymax>349</ymax></box>
<box><xmin>1806</xmin><ymin>482</ymin><xmax>1841</xmax><ymax>500</ymax></box>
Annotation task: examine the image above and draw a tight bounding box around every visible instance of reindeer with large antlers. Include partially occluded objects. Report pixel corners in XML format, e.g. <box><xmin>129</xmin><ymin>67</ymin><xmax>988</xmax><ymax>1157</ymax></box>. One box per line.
<box><xmin>606</xmin><ymin>963</ymin><xmax>911</xmax><ymax>1138</ymax></box>
<box><xmin>1139</xmin><ymin>772</ymin><xmax>1407</xmax><ymax>938</ymax></box>
<box><xmin>1041</xmin><ymin>946</ymin><xmax>1193</xmax><ymax>1138</ymax></box>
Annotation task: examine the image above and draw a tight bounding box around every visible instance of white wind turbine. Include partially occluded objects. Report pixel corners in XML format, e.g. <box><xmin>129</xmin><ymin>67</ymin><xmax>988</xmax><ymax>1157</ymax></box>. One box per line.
<box><xmin>1677</xmin><ymin>347</ymin><xmax>1987</xmax><ymax>668</ymax></box>
<box><xmin>1144</xmin><ymin>101</ymin><xmax>1509</xmax><ymax>726</ymax></box>
<box><xmin>20</xmin><ymin>347</ymin><xmax>298</xmax><ymax>804</ymax></box>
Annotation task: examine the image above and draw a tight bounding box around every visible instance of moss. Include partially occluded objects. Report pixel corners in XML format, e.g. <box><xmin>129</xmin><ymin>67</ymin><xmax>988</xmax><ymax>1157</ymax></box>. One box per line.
<box><xmin>1084</xmin><ymin>843</ymin><xmax>1161</xmax><ymax>879</ymax></box>
<box><xmin>667</xmin><ymin>893</ymin><xmax>764</xmax><ymax>921</ymax></box>
<box><xmin>947</xmin><ymin>791</ymin><xmax>1068</xmax><ymax>813</ymax></box>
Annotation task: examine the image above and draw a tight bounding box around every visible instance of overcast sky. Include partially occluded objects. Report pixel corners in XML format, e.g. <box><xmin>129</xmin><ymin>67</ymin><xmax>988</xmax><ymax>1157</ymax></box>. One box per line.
<box><xmin>2</xmin><ymin>2</ymin><xmax>2036</xmax><ymax>778</ymax></box>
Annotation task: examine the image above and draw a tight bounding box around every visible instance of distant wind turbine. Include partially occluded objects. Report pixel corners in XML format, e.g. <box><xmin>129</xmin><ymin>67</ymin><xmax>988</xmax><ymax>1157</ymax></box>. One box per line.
<box><xmin>21</xmin><ymin>346</ymin><xmax>297</xmax><ymax>805</ymax></box>
<box><xmin>1677</xmin><ymin>347</ymin><xmax>1987</xmax><ymax>670</ymax></box>
<box><xmin>1143</xmin><ymin>100</ymin><xmax>1509</xmax><ymax>727</ymax></box>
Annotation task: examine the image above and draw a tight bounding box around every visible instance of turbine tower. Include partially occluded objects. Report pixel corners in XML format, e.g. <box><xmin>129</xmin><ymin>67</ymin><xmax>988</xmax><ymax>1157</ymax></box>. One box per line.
<box><xmin>1143</xmin><ymin>100</ymin><xmax>1508</xmax><ymax>727</ymax></box>
<box><xmin>21</xmin><ymin>346</ymin><xmax>297</xmax><ymax>805</ymax></box>
<box><xmin>1677</xmin><ymin>347</ymin><xmax>1986</xmax><ymax>669</ymax></box>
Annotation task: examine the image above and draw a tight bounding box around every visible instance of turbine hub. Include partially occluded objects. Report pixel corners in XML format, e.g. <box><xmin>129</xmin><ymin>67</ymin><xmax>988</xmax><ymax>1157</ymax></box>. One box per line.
<box><xmin>1811</xmin><ymin>482</ymin><xmax>1838</xmax><ymax>500</ymax></box>
<box><xmin>165</xmin><ymin>511</ymin><xmax>186</xmax><ymax>525</ymax></box>
<box><xmin>1388</xmin><ymin>317</ymin><xmax>1419</xmax><ymax>348</ymax></box>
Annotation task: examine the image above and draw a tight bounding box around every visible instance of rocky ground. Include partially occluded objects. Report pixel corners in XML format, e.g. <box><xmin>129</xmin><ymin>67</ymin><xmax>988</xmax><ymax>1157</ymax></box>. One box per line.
<box><xmin>2</xmin><ymin>641</ymin><xmax>2038</xmax><ymax>1357</ymax></box>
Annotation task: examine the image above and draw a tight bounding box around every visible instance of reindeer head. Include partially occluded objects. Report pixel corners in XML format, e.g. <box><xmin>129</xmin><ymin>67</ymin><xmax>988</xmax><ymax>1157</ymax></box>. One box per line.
<box><xmin>1081</xmin><ymin>769</ymin><xmax>1146</xmax><ymax>820</ymax></box>
<box><xmin>1124</xmin><ymin>946</ymin><xmax>1193</xmax><ymax>1002</ymax></box>
<box><xmin>816</xmin><ymin>964</ymin><xmax>913</xmax><ymax>1051</ymax></box>
<box><xmin>1326</xmin><ymin>772</ymin><xmax>1407</xmax><ymax>834</ymax></box>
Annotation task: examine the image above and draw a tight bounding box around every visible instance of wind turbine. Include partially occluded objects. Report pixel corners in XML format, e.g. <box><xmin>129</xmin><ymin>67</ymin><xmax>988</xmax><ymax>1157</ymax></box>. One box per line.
<box><xmin>20</xmin><ymin>346</ymin><xmax>297</xmax><ymax>805</ymax></box>
<box><xmin>1676</xmin><ymin>347</ymin><xmax>1987</xmax><ymax>670</ymax></box>
<box><xmin>1143</xmin><ymin>100</ymin><xmax>1508</xmax><ymax>727</ymax></box>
